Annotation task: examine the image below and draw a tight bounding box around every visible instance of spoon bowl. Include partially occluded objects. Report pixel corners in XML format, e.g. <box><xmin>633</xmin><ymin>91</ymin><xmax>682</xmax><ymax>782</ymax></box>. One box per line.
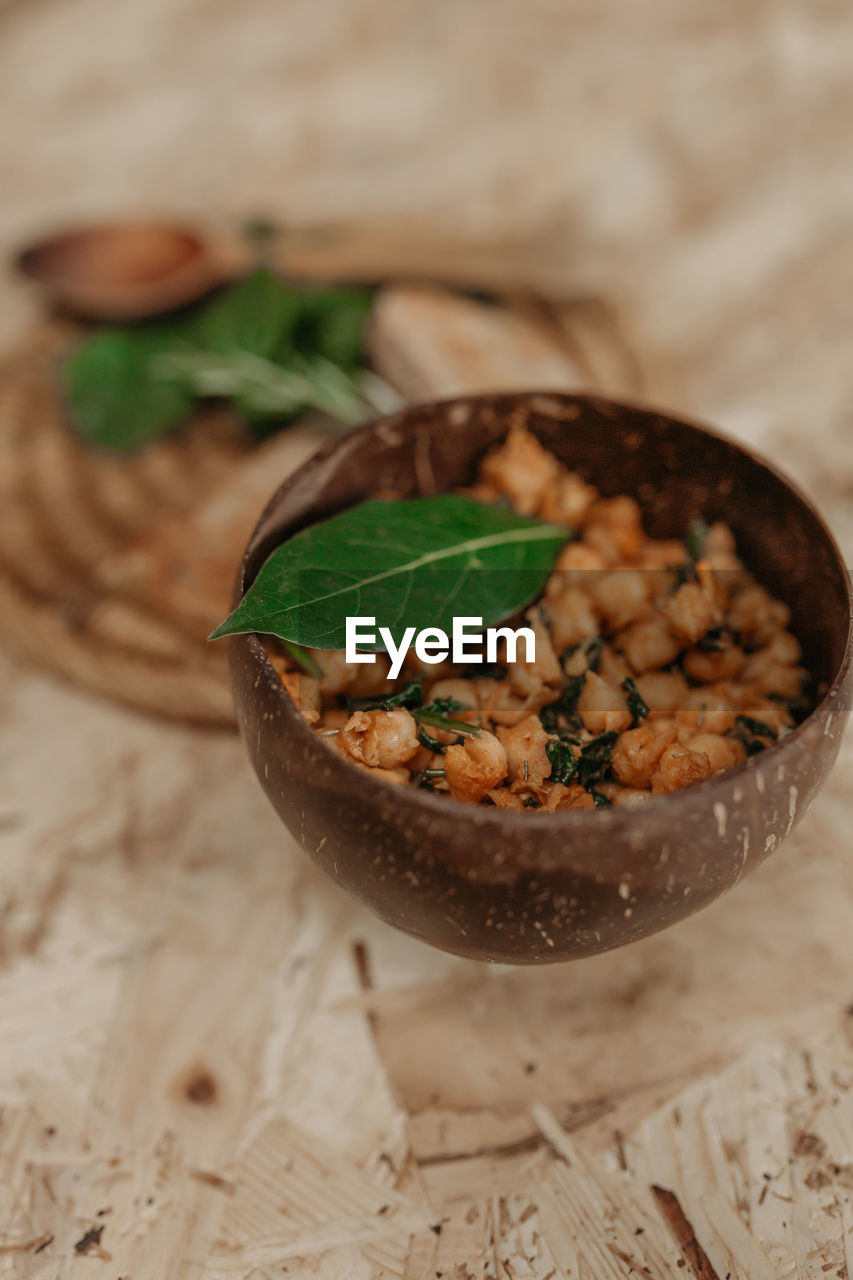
<box><xmin>228</xmin><ymin>393</ymin><xmax>853</xmax><ymax>963</ymax></box>
<box><xmin>16</xmin><ymin>220</ymin><xmax>232</xmax><ymax>320</ymax></box>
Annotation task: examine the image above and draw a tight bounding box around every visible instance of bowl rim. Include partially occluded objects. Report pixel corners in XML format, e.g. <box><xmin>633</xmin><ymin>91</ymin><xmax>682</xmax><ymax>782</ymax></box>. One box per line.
<box><xmin>236</xmin><ymin>390</ymin><xmax>853</xmax><ymax>831</ymax></box>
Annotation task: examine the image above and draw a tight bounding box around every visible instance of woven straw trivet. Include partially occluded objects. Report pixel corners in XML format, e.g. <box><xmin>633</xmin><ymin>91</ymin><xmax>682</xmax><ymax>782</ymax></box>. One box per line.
<box><xmin>0</xmin><ymin>322</ymin><xmax>328</xmax><ymax>725</ymax></box>
<box><xmin>0</xmin><ymin>289</ymin><xmax>666</xmax><ymax>726</ymax></box>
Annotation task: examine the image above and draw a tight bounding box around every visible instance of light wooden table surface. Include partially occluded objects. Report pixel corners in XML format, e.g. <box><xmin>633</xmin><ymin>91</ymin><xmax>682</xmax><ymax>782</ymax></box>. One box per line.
<box><xmin>1</xmin><ymin>2</ymin><xmax>852</xmax><ymax>1275</ymax></box>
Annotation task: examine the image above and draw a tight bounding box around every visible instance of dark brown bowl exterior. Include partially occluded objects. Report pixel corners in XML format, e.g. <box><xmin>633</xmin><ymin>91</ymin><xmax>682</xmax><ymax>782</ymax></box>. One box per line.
<box><xmin>228</xmin><ymin>393</ymin><xmax>853</xmax><ymax>963</ymax></box>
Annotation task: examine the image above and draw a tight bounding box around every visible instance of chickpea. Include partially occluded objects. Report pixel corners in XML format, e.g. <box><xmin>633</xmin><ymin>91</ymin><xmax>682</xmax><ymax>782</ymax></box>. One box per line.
<box><xmin>539</xmin><ymin>470</ymin><xmax>599</xmax><ymax>528</ymax></box>
<box><xmin>279</xmin><ymin>670</ymin><xmax>322</xmax><ymax>724</ymax></box>
<box><xmin>695</xmin><ymin>560</ymin><xmax>729</xmax><ymax>612</ymax></box>
<box><xmin>633</xmin><ymin>669</ymin><xmax>689</xmax><ymax>714</ymax></box>
<box><xmin>677</xmin><ymin>687</ymin><xmax>737</xmax><ymax>734</ymax></box>
<box><xmin>597</xmin><ymin>644</ymin><xmax>632</xmax><ymax>685</ymax></box>
<box><xmin>742</xmin><ymin>661</ymin><xmax>804</xmax><ymax>698</ymax></box>
<box><xmin>585</xmin><ymin>496</ymin><xmax>645</xmax><ymax>562</ymax></box>
<box><xmin>664</xmin><ymin>582</ymin><xmax>717</xmax><ymax>645</ymax></box>
<box><xmin>427</xmin><ymin>678</ymin><xmax>479</xmax><ymax>709</ymax></box>
<box><xmin>339</xmin><ymin>709</ymin><xmax>420</xmax><ymax>770</ymax></box>
<box><xmin>617</xmin><ymin>619</ymin><xmax>681</xmax><ymax>673</ymax></box>
<box><xmin>553</xmin><ymin>542</ymin><xmax>609</xmax><ymax>582</ymax></box>
<box><xmin>497</xmin><ymin>714</ymin><xmax>553</xmax><ymax>784</ymax></box>
<box><xmin>577</xmin><ymin>671</ymin><xmax>632</xmax><ymax>735</ymax></box>
<box><xmin>555</xmin><ymin>784</ymin><xmax>596</xmax><ymax>811</ymax></box>
<box><xmin>638</xmin><ymin>539</ymin><xmax>687</xmax><ymax>571</ymax></box>
<box><xmin>478</xmin><ymin>426</ymin><xmax>561</xmax><ymax>516</ymax></box>
<box><xmin>684</xmin><ymin>732</ymin><xmax>746</xmax><ymax>774</ymax></box>
<box><xmin>683</xmin><ymin>645</ymin><xmax>746</xmax><ymax>684</ymax></box>
<box><xmin>445</xmin><ymin>731</ymin><xmax>508</xmax><ymax>803</ymax></box>
<box><xmin>482</xmin><ymin>682</ymin><xmax>552</xmax><ymax>727</ymax></box>
<box><xmin>346</xmin><ymin>654</ymin><xmax>395</xmax><ymax>698</ymax></box>
<box><xmin>316</xmin><ymin>708</ymin><xmax>349</xmax><ymax>733</ymax></box>
<box><xmin>704</xmin><ymin>522</ymin><xmax>743</xmax><ymax>576</ymax></box>
<box><xmin>304</xmin><ymin>649</ymin><xmax>357</xmax><ymax>696</ymax></box>
<box><xmin>728</xmin><ymin>585</ymin><xmax>790</xmax><ymax>647</ymax></box>
<box><xmin>364</xmin><ymin>767</ymin><xmax>412</xmax><ymax>786</ymax></box>
<box><xmin>588</xmin><ymin>570</ymin><xmax>652</xmax><ymax>631</ymax></box>
<box><xmin>486</xmin><ymin>788</ymin><xmax>526</xmax><ymax>811</ymax></box>
<box><xmin>650</xmin><ymin>744</ymin><xmax>714</xmax><ymax>794</ymax></box>
<box><xmin>611</xmin><ymin>723</ymin><xmax>678</xmax><ymax>788</ymax></box>
<box><xmin>742</xmin><ymin>635</ymin><xmax>803</xmax><ymax>696</ymax></box>
<box><xmin>508</xmin><ymin>610</ymin><xmax>563</xmax><ymax>696</ymax></box>
<box><xmin>738</xmin><ymin>699</ymin><xmax>792</xmax><ymax>734</ymax></box>
<box><xmin>599</xmin><ymin>782</ymin><xmax>653</xmax><ymax>807</ymax></box>
<box><xmin>765</xmin><ymin>632</ymin><xmax>802</xmax><ymax>665</ymax></box>
<box><xmin>546</xmin><ymin>587</ymin><xmax>600</xmax><ymax>654</ymax></box>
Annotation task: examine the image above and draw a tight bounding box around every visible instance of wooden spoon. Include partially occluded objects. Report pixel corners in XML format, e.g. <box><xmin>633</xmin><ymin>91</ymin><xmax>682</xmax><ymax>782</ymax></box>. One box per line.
<box><xmin>15</xmin><ymin>220</ymin><xmax>245</xmax><ymax>321</ymax></box>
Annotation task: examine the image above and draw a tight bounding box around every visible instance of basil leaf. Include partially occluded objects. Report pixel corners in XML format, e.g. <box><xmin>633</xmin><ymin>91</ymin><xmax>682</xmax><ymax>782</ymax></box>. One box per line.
<box><xmin>210</xmin><ymin>495</ymin><xmax>568</xmax><ymax>648</ymax></box>
<box><xmin>294</xmin><ymin>287</ymin><xmax>373</xmax><ymax>368</ymax></box>
<box><xmin>64</xmin><ymin>270</ymin><xmax>377</xmax><ymax>451</ymax></box>
<box><xmin>191</xmin><ymin>269</ymin><xmax>300</xmax><ymax>359</ymax></box>
<box><xmin>64</xmin><ymin>326</ymin><xmax>194</xmax><ymax>450</ymax></box>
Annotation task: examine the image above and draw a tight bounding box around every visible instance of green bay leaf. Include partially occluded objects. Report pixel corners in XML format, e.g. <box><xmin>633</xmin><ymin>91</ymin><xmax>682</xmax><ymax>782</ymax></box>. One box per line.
<box><xmin>210</xmin><ymin>495</ymin><xmax>569</xmax><ymax>648</ymax></box>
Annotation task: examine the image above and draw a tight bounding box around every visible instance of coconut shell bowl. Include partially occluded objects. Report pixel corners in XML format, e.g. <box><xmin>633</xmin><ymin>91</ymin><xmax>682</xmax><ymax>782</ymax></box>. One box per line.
<box><xmin>227</xmin><ymin>393</ymin><xmax>852</xmax><ymax>964</ymax></box>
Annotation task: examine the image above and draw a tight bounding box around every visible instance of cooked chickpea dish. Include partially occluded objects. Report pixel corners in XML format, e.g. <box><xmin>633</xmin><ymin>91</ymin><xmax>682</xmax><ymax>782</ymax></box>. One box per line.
<box><xmin>267</xmin><ymin>426</ymin><xmax>813</xmax><ymax>811</ymax></box>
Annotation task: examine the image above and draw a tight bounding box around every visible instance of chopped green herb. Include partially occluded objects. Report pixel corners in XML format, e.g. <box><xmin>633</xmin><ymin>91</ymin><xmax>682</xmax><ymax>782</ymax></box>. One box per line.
<box><xmin>539</xmin><ymin>673</ymin><xmax>586</xmax><ymax>733</ymax></box>
<box><xmin>546</xmin><ymin>739</ymin><xmax>577</xmax><ymax>785</ymax></box>
<box><xmin>585</xmin><ymin>636</ymin><xmax>604</xmax><ymax>672</ymax></box>
<box><xmin>411</xmin><ymin>768</ymin><xmax>446</xmax><ymax>789</ymax></box>
<box><xmin>731</xmin><ymin>714</ymin><xmax>777</xmax><ymax>756</ymax></box>
<box><xmin>414</xmin><ymin>705</ymin><xmax>481</xmax><ymax>738</ymax></box>
<box><xmin>577</xmin><ymin>731</ymin><xmax>618</xmax><ymax>788</ymax></box>
<box><xmin>523</xmin><ymin>796</ymin><xmax>542</xmax><ymax>809</ymax></box>
<box><xmin>347</xmin><ymin>680</ymin><xmax>424</xmax><ymax>712</ymax></box>
<box><xmin>560</xmin><ymin>636</ymin><xmax>602</xmax><ymax>672</ymax></box>
<box><xmin>736</xmin><ymin>714</ymin><xmax>776</xmax><ymax>739</ymax></box>
<box><xmin>685</xmin><ymin>520</ymin><xmax>710</xmax><ymax>563</ymax></box>
<box><xmin>280</xmin><ymin>641</ymin><xmax>323</xmax><ymax>677</ymax></box>
<box><xmin>416</xmin><ymin>725</ymin><xmax>460</xmax><ymax>755</ymax></box>
<box><xmin>768</xmin><ymin>687</ymin><xmax>813</xmax><ymax>725</ymax></box>
<box><xmin>590</xmin><ymin>789</ymin><xmax>613</xmax><ymax>808</ymax></box>
<box><xmin>622</xmin><ymin>676</ymin><xmax>649</xmax><ymax>724</ymax></box>
<box><xmin>420</xmin><ymin>696</ymin><xmax>464</xmax><ymax>716</ymax></box>
<box><xmin>696</xmin><ymin>624</ymin><xmax>727</xmax><ymax>652</ymax></box>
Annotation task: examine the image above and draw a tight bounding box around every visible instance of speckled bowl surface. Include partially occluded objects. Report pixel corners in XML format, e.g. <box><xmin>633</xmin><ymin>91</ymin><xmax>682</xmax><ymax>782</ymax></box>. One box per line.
<box><xmin>228</xmin><ymin>393</ymin><xmax>853</xmax><ymax>963</ymax></box>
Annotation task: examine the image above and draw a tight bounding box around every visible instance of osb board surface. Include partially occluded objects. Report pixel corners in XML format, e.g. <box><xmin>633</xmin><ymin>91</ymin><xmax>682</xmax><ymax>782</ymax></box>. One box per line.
<box><xmin>1</xmin><ymin>0</ymin><xmax>853</xmax><ymax>1274</ymax></box>
<box><xmin>1</xmin><ymin>645</ymin><xmax>853</xmax><ymax>1278</ymax></box>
